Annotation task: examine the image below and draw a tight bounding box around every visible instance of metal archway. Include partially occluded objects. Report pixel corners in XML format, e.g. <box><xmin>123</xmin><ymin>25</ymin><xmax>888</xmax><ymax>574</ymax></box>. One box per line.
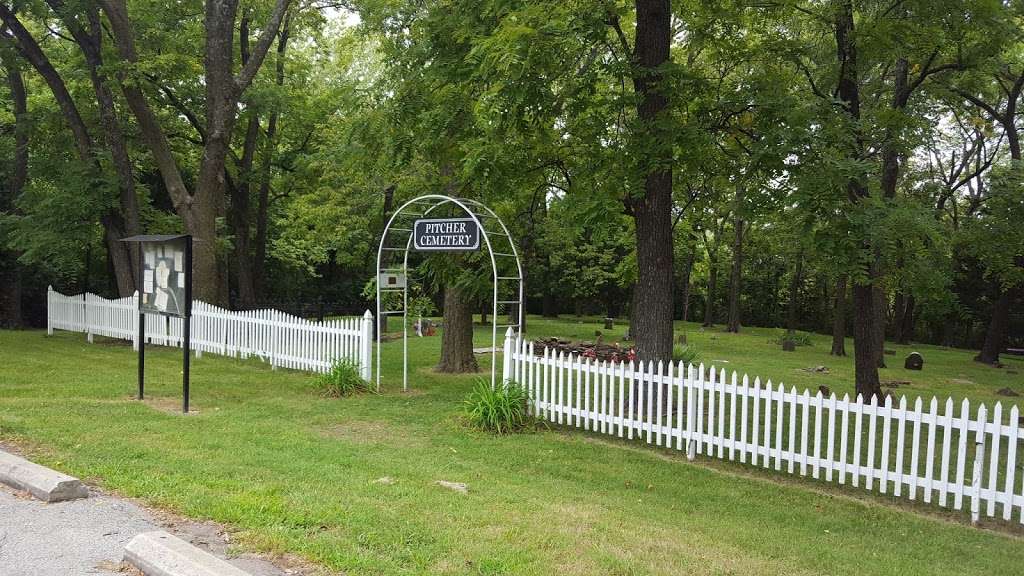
<box><xmin>375</xmin><ymin>195</ymin><xmax>524</xmax><ymax>391</ymax></box>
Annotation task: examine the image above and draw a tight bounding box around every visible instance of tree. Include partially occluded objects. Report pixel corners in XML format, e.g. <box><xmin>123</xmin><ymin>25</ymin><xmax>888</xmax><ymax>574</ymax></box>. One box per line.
<box><xmin>99</xmin><ymin>0</ymin><xmax>291</xmax><ymax>303</ymax></box>
<box><xmin>949</xmin><ymin>38</ymin><xmax>1024</xmax><ymax>364</ymax></box>
<box><xmin>620</xmin><ymin>0</ymin><xmax>674</xmax><ymax>362</ymax></box>
<box><xmin>0</xmin><ymin>4</ymin><xmax>138</xmax><ymax>296</ymax></box>
<box><xmin>0</xmin><ymin>47</ymin><xmax>26</xmax><ymax>327</ymax></box>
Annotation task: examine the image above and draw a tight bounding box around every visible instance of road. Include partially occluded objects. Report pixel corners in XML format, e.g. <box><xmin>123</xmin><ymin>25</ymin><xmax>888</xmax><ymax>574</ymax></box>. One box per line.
<box><xmin>0</xmin><ymin>483</ymin><xmax>301</xmax><ymax>576</ymax></box>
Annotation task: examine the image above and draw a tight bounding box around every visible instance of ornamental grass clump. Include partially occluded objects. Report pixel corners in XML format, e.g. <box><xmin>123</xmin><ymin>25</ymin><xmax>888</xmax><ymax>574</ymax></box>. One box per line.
<box><xmin>463</xmin><ymin>379</ymin><xmax>531</xmax><ymax>434</ymax></box>
<box><xmin>672</xmin><ymin>344</ymin><xmax>700</xmax><ymax>365</ymax></box>
<box><xmin>313</xmin><ymin>359</ymin><xmax>368</xmax><ymax>397</ymax></box>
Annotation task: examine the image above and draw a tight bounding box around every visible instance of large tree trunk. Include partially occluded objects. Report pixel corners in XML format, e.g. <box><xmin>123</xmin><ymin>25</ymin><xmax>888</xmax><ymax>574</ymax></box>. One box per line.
<box><xmin>975</xmin><ymin>288</ymin><xmax>1010</xmax><ymax>365</ymax></box>
<box><xmin>437</xmin><ymin>284</ymin><xmax>478</xmax><ymax>373</ymax></box>
<box><xmin>726</xmin><ymin>208</ymin><xmax>744</xmax><ymax>332</ymax></box>
<box><xmin>831</xmin><ymin>275</ymin><xmax>847</xmax><ymax>356</ymax></box>
<box><xmin>834</xmin><ymin>0</ymin><xmax>881</xmax><ymax>401</ymax></box>
<box><xmin>0</xmin><ymin>57</ymin><xmax>27</xmax><ymax>328</ymax></box>
<box><xmin>628</xmin><ymin>0</ymin><xmax>674</xmax><ymax>363</ymax></box>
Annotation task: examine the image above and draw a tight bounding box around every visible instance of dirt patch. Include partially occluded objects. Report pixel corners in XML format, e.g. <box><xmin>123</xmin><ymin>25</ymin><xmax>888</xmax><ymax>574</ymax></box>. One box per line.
<box><xmin>139</xmin><ymin>396</ymin><xmax>203</xmax><ymax>415</ymax></box>
<box><xmin>317</xmin><ymin>419</ymin><xmax>425</xmax><ymax>448</ymax></box>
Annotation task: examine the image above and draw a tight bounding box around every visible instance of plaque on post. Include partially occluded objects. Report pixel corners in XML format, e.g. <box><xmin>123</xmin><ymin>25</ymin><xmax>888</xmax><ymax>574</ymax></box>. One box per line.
<box><xmin>121</xmin><ymin>235</ymin><xmax>193</xmax><ymax>413</ymax></box>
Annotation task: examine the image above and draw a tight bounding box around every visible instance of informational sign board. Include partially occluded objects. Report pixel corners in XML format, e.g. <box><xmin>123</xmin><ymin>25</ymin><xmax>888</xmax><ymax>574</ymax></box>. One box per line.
<box><xmin>140</xmin><ymin>238</ymin><xmax>189</xmax><ymax>317</ymax></box>
<box><xmin>121</xmin><ymin>234</ymin><xmax>193</xmax><ymax>412</ymax></box>
<box><xmin>413</xmin><ymin>218</ymin><xmax>480</xmax><ymax>251</ymax></box>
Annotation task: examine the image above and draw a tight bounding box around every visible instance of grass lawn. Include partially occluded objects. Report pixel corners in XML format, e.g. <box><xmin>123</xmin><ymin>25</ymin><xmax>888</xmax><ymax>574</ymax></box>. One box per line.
<box><xmin>1</xmin><ymin>318</ymin><xmax>1022</xmax><ymax>575</ymax></box>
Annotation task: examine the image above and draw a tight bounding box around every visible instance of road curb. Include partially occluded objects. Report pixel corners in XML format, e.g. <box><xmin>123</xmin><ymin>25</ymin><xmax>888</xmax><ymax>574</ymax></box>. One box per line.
<box><xmin>0</xmin><ymin>449</ymin><xmax>88</xmax><ymax>502</ymax></box>
<box><xmin>124</xmin><ymin>530</ymin><xmax>253</xmax><ymax>576</ymax></box>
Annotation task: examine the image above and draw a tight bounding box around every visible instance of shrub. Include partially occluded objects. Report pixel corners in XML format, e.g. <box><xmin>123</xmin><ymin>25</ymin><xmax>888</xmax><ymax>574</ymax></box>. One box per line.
<box><xmin>775</xmin><ymin>330</ymin><xmax>813</xmax><ymax>347</ymax></box>
<box><xmin>673</xmin><ymin>344</ymin><xmax>700</xmax><ymax>365</ymax></box>
<box><xmin>463</xmin><ymin>379</ymin><xmax>531</xmax><ymax>434</ymax></box>
<box><xmin>313</xmin><ymin>359</ymin><xmax>368</xmax><ymax>397</ymax></box>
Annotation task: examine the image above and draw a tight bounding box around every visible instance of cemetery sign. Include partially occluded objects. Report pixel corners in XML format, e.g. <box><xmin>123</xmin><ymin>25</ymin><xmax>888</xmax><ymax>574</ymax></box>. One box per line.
<box><xmin>413</xmin><ymin>218</ymin><xmax>480</xmax><ymax>251</ymax></box>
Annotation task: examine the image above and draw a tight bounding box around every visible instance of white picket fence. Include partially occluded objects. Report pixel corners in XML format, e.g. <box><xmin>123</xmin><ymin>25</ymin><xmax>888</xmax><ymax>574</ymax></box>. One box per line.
<box><xmin>47</xmin><ymin>287</ymin><xmax>373</xmax><ymax>379</ymax></box>
<box><xmin>501</xmin><ymin>330</ymin><xmax>1024</xmax><ymax>525</ymax></box>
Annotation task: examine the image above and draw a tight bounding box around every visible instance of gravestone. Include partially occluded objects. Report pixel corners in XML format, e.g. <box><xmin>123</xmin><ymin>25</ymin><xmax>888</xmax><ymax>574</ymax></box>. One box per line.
<box><xmin>904</xmin><ymin>352</ymin><xmax>923</xmax><ymax>370</ymax></box>
<box><xmin>604</xmin><ymin>317</ymin><xmax>614</xmax><ymax>330</ymax></box>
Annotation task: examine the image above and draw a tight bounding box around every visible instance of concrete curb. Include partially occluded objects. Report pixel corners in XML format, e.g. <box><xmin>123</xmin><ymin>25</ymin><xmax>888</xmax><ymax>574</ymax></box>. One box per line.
<box><xmin>0</xmin><ymin>449</ymin><xmax>89</xmax><ymax>502</ymax></box>
<box><xmin>124</xmin><ymin>530</ymin><xmax>253</xmax><ymax>576</ymax></box>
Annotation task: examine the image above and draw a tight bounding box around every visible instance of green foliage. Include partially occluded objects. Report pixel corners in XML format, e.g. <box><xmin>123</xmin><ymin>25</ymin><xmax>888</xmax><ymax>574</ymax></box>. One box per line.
<box><xmin>313</xmin><ymin>359</ymin><xmax>368</xmax><ymax>398</ymax></box>
<box><xmin>463</xmin><ymin>379</ymin><xmax>531</xmax><ymax>434</ymax></box>
<box><xmin>775</xmin><ymin>330</ymin><xmax>813</xmax><ymax>347</ymax></box>
<box><xmin>672</xmin><ymin>344</ymin><xmax>700</xmax><ymax>365</ymax></box>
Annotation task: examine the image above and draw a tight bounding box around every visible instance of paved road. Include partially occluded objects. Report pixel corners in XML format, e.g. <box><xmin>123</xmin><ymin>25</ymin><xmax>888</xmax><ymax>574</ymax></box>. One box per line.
<box><xmin>0</xmin><ymin>484</ymin><xmax>297</xmax><ymax>576</ymax></box>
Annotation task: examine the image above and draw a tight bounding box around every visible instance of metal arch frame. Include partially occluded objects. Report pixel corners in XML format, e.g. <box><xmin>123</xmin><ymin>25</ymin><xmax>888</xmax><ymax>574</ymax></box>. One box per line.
<box><xmin>375</xmin><ymin>194</ymin><xmax>524</xmax><ymax>392</ymax></box>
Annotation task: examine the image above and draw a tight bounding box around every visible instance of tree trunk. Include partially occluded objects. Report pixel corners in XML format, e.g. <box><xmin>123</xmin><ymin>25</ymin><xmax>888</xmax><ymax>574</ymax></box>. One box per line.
<box><xmin>0</xmin><ymin>57</ymin><xmax>27</xmax><ymax>328</ymax></box>
<box><xmin>254</xmin><ymin>12</ymin><xmax>290</xmax><ymax>303</ymax></box>
<box><xmin>834</xmin><ymin>0</ymin><xmax>880</xmax><ymax>401</ymax></box>
<box><xmin>703</xmin><ymin>261</ymin><xmax>718</xmax><ymax>327</ymax></box>
<box><xmin>726</xmin><ymin>210</ymin><xmax>744</xmax><ymax>332</ymax></box>
<box><xmin>975</xmin><ymin>288</ymin><xmax>1010</xmax><ymax>365</ymax></box>
<box><xmin>680</xmin><ymin>247</ymin><xmax>695</xmax><ymax>324</ymax></box>
<box><xmin>892</xmin><ymin>290</ymin><xmax>906</xmax><ymax>343</ymax></box>
<box><xmin>785</xmin><ymin>249</ymin><xmax>803</xmax><ymax>338</ymax></box>
<box><xmin>541</xmin><ymin>292</ymin><xmax>558</xmax><ymax>318</ymax></box>
<box><xmin>437</xmin><ymin>284</ymin><xmax>478</xmax><ymax>373</ymax></box>
<box><xmin>231</xmin><ymin>111</ymin><xmax>259</xmax><ymax>308</ymax></box>
<box><xmin>78</xmin><ymin>5</ymin><xmax>139</xmax><ymax>296</ymax></box>
<box><xmin>628</xmin><ymin>0</ymin><xmax>674</xmax><ymax>363</ymax></box>
<box><xmin>900</xmin><ymin>295</ymin><xmax>915</xmax><ymax>344</ymax></box>
<box><xmin>874</xmin><ymin>284</ymin><xmax>887</xmax><ymax>368</ymax></box>
<box><xmin>232</xmin><ymin>14</ymin><xmax>261</xmax><ymax>309</ymax></box>
<box><xmin>830</xmin><ymin>275</ymin><xmax>847</xmax><ymax>356</ymax></box>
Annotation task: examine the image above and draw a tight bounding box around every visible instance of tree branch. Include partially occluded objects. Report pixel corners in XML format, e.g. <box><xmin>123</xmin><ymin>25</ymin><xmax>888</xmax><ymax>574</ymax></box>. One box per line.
<box><xmin>234</xmin><ymin>0</ymin><xmax>292</xmax><ymax>94</ymax></box>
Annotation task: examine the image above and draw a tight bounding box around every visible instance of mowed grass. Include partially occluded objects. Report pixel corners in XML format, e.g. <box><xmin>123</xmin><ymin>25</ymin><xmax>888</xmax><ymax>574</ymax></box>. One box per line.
<box><xmin>0</xmin><ymin>319</ymin><xmax>1021</xmax><ymax>575</ymax></box>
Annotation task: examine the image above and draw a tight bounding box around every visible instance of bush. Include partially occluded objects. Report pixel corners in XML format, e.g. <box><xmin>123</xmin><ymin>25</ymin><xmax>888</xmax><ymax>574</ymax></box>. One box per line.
<box><xmin>775</xmin><ymin>330</ymin><xmax>813</xmax><ymax>347</ymax></box>
<box><xmin>463</xmin><ymin>379</ymin><xmax>531</xmax><ymax>434</ymax></box>
<box><xmin>673</xmin><ymin>344</ymin><xmax>700</xmax><ymax>365</ymax></box>
<box><xmin>313</xmin><ymin>359</ymin><xmax>368</xmax><ymax>397</ymax></box>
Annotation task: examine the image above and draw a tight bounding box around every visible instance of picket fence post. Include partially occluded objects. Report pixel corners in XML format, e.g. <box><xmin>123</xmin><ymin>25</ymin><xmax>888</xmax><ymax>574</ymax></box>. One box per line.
<box><xmin>46</xmin><ymin>286</ymin><xmax>54</xmax><ymax>335</ymax></box>
<box><xmin>131</xmin><ymin>291</ymin><xmax>139</xmax><ymax>351</ymax></box>
<box><xmin>360</xmin><ymin>310</ymin><xmax>374</xmax><ymax>382</ymax></box>
<box><xmin>970</xmin><ymin>404</ymin><xmax>988</xmax><ymax>525</ymax></box>
<box><xmin>501</xmin><ymin>326</ymin><xmax>515</xmax><ymax>387</ymax></box>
